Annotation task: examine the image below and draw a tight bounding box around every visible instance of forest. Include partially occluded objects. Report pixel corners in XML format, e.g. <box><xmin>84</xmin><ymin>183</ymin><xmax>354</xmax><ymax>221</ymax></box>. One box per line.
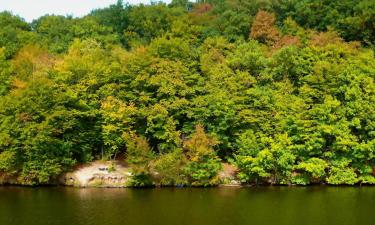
<box><xmin>0</xmin><ymin>0</ymin><xmax>374</xmax><ymax>186</ymax></box>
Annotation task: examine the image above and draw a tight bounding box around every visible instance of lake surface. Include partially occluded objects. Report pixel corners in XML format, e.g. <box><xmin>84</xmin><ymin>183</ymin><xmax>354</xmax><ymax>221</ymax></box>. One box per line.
<box><xmin>0</xmin><ymin>186</ymin><xmax>374</xmax><ymax>225</ymax></box>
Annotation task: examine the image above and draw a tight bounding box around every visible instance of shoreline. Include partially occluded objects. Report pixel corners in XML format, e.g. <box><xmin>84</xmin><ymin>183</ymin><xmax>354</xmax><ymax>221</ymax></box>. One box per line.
<box><xmin>1</xmin><ymin>182</ymin><xmax>374</xmax><ymax>188</ymax></box>
<box><xmin>2</xmin><ymin>161</ymin><xmax>374</xmax><ymax>188</ymax></box>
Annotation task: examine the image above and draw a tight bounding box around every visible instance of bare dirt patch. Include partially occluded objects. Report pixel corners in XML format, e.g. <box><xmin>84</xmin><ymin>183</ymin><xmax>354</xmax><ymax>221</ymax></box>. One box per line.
<box><xmin>61</xmin><ymin>161</ymin><xmax>132</xmax><ymax>187</ymax></box>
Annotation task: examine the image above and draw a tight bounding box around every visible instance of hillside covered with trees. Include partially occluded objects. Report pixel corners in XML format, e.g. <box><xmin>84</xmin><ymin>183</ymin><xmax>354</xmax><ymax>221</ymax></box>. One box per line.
<box><xmin>0</xmin><ymin>0</ymin><xmax>374</xmax><ymax>186</ymax></box>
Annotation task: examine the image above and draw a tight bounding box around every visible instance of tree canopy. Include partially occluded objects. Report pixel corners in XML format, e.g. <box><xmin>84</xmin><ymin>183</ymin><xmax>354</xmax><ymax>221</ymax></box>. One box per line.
<box><xmin>0</xmin><ymin>0</ymin><xmax>374</xmax><ymax>186</ymax></box>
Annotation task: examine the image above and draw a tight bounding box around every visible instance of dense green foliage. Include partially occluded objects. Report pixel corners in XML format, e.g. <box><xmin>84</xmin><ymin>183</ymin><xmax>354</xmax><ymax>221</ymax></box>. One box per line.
<box><xmin>0</xmin><ymin>0</ymin><xmax>374</xmax><ymax>186</ymax></box>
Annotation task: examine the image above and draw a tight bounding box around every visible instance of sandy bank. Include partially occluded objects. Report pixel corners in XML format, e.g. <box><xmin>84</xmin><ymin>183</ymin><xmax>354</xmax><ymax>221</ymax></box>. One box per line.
<box><xmin>60</xmin><ymin>161</ymin><xmax>132</xmax><ymax>187</ymax></box>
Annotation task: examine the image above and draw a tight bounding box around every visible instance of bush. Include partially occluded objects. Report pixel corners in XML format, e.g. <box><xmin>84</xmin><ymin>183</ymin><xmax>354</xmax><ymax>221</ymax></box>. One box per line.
<box><xmin>327</xmin><ymin>167</ymin><xmax>358</xmax><ymax>185</ymax></box>
<box><xmin>151</xmin><ymin>149</ymin><xmax>188</xmax><ymax>186</ymax></box>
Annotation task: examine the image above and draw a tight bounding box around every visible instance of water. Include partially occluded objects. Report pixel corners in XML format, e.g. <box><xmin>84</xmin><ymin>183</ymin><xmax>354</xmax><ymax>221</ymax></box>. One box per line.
<box><xmin>0</xmin><ymin>186</ymin><xmax>374</xmax><ymax>225</ymax></box>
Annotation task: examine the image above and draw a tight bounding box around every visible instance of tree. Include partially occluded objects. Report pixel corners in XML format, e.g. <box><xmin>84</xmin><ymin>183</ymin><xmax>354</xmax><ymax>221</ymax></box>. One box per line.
<box><xmin>183</xmin><ymin>124</ymin><xmax>222</xmax><ymax>186</ymax></box>
<box><xmin>0</xmin><ymin>11</ymin><xmax>34</xmax><ymax>58</ymax></box>
<box><xmin>0</xmin><ymin>48</ymin><xmax>12</xmax><ymax>95</ymax></box>
<box><xmin>250</xmin><ymin>10</ymin><xmax>280</xmax><ymax>45</ymax></box>
<box><xmin>90</xmin><ymin>0</ymin><xmax>131</xmax><ymax>47</ymax></box>
<box><xmin>0</xmin><ymin>76</ymin><xmax>97</xmax><ymax>184</ymax></box>
<box><xmin>124</xmin><ymin>133</ymin><xmax>155</xmax><ymax>186</ymax></box>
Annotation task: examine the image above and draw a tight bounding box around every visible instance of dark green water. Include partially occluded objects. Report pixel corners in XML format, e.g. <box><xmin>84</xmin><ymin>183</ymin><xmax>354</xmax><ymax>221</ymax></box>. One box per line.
<box><xmin>0</xmin><ymin>186</ymin><xmax>374</xmax><ymax>225</ymax></box>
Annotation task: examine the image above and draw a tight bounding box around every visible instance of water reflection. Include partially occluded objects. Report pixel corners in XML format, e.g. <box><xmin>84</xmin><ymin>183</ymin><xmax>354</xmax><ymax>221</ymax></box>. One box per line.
<box><xmin>0</xmin><ymin>186</ymin><xmax>374</xmax><ymax>225</ymax></box>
